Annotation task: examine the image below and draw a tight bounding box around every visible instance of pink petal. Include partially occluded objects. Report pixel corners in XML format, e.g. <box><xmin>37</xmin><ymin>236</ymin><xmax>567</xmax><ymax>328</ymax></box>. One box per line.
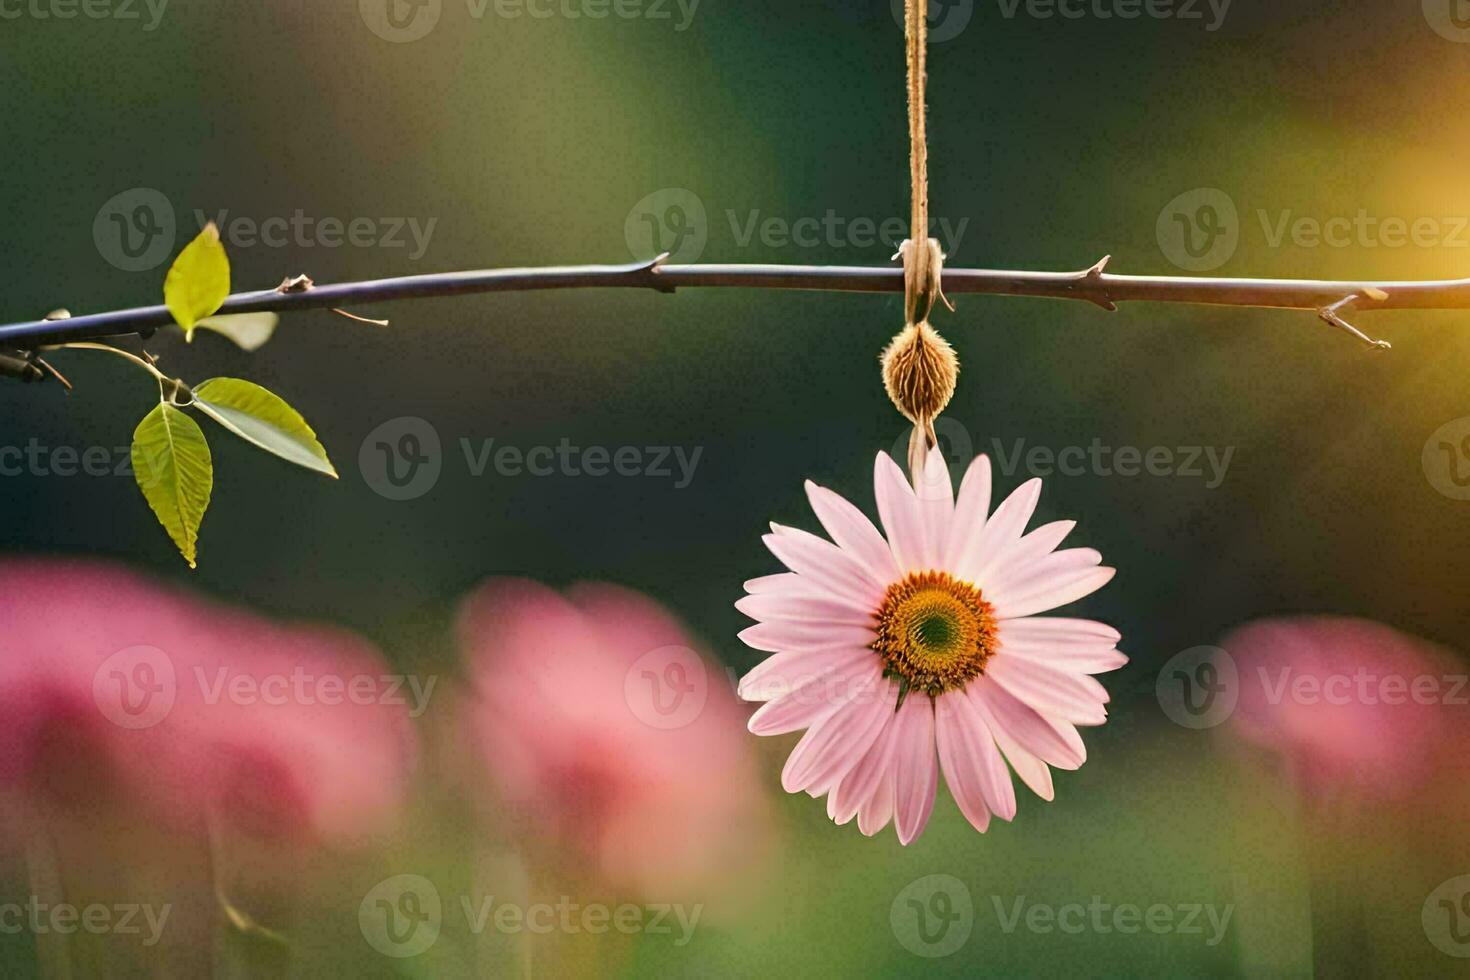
<box><xmin>890</xmin><ymin>696</ymin><xmax>938</xmax><ymax>845</ymax></box>
<box><xmin>873</xmin><ymin>453</ymin><xmax>927</xmax><ymax>574</ymax></box>
<box><xmin>735</xmin><ymin>590</ymin><xmax>873</xmax><ymax>626</ymax></box>
<box><xmin>994</xmin><ymin>565</ymin><xmax>1116</xmax><ymax>620</ymax></box>
<box><xmin>857</xmin><ymin>765</ymin><xmax>896</xmax><ymax>837</ymax></box>
<box><xmin>987</xmin><ymin>656</ymin><xmax>1110</xmax><ymax>726</ymax></box>
<box><xmin>830</xmin><ymin>709</ymin><xmax>902</xmax><ymax>825</ymax></box>
<box><xmin>934</xmin><ymin>693</ymin><xmax>993</xmax><ymax>832</ymax></box>
<box><xmin>781</xmin><ymin>677</ymin><xmax>897</xmax><ymax>795</ymax></box>
<box><xmin>913</xmin><ymin>445</ymin><xmax>955</xmax><ymax>569</ymax></box>
<box><xmin>995</xmin><ymin>520</ymin><xmax>1077</xmax><ymax>579</ymax></box>
<box><xmin>955</xmin><ymin>478</ymin><xmax>1042</xmax><ymax>586</ymax></box>
<box><xmin>996</xmin><ymin>618</ymin><xmax>1128</xmax><ymax>674</ymax></box>
<box><xmin>738</xmin><ymin>620</ymin><xmax>877</xmax><ymax>654</ymax></box>
<box><xmin>738</xmin><ymin>647</ymin><xmax>874</xmax><ymax>702</ymax></box>
<box><xmin>968</xmin><ymin>686</ymin><xmax>1056</xmax><ymax>801</ymax></box>
<box><xmin>747</xmin><ymin>659</ymin><xmax>881</xmax><ymax>736</ymax></box>
<box><xmin>805</xmin><ymin>482</ymin><xmax>901</xmax><ymax>586</ymax></box>
<box><xmin>944</xmin><ymin>455</ymin><xmax>993</xmax><ymax>573</ymax></box>
<box><xmin>744</xmin><ymin>573</ymin><xmax>808</xmax><ymax>594</ymax></box>
<box><xmin>986</xmin><ymin>548</ymin><xmax>1102</xmax><ymax>609</ymax></box>
<box><xmin>934</xmin><ymin>690</ymin><xmax>1017</xmax><ymax>828</ymax></box>
<box><xmin>763</xmin><ymin>530</ymin><xmax>883</xmax><ymax>610</ymax></box>
<box><xmin>968</xmin><ymin>679</ymin><xmax>1086</xmax><ymax>770</ymax></box>
<box><xmin>999</xmin><ymin>617</ymin><xmax>1121</xmax><ymax>646</ymax></box>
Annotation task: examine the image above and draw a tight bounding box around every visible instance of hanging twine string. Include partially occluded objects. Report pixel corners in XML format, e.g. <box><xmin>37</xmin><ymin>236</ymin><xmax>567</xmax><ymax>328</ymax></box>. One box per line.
<box><xmin>884</xmin><ymin>0</ymin><xmax>959</xmax><ymax>481</ymax></box>
<box><xmin>905</xmin><ymin>0</ymin><xmax>935</xmax><ymax>323</ymax></box>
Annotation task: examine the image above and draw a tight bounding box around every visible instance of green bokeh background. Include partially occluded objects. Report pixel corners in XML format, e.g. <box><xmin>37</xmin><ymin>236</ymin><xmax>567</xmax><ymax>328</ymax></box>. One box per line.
<box><xmin>3</xmin><ymin>0</ymin><xmax>1470</xmax><ymax>975</ymax></box>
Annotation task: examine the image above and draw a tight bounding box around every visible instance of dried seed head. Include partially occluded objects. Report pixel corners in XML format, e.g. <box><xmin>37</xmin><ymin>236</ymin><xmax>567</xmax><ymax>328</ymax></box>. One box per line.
<box><xmin>881</xmin><ymin>320</ymin><xmax>959</xmax><ymax>428</ymax></box>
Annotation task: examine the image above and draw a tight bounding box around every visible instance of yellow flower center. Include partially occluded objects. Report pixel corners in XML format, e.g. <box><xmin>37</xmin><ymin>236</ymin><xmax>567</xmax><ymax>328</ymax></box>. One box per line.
<box><xmin>873</xmin><ymin>571</ymin><xmax>998</xmax><ymax>696</ymax></box>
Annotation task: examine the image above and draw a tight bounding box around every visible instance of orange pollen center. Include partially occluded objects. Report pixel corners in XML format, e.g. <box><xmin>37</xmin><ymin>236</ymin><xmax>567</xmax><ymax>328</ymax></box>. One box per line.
<box><xmin>873</xmin><ymin>570</ymin><xmax>998</xmax><ymax>696</ymax></box>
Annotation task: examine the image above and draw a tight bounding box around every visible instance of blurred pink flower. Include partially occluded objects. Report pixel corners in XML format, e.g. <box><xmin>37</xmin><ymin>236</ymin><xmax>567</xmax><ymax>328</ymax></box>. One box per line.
<box><xmin>1221</xmin><ymin>616</ymin><xmax>1466</xmax><ymax>798</ymax></box>
<box><xmin>0</xmin><ymin>559</ymin><xmax>416</xmax><ymax>847</ymax></box>
<box><xmin>457</xmin><ymin>578</ymin><xmax>772</xmax><ymax>901</ymax></box>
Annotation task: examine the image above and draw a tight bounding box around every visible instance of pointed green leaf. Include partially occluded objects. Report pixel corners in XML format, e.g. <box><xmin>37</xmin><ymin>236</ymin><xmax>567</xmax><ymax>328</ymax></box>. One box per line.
<box><xmin>190</xmin><ymin>313</ymin><xmax>280</xmax><ymax>352</ymax></box>
<box><xmin>132</xmin><ymin>403</ymin><xmax>213</xmax><ymax>568</ymax></box>
<box><xmin>191</xmin><ymin>378</ymin><xmax>337</xmax><ymax>478</ymax></box>
<box><xmin>165</xmin><ymin>222</ymin><xmax>231</xmax><ymax>337</ymax></box>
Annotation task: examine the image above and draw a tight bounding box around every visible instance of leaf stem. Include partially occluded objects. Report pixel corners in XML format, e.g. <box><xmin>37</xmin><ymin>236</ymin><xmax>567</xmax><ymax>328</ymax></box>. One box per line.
<box><xmin>46</xmin><ymin>342</ymin><xmax>170</xmax><ymax>382</ymax></box>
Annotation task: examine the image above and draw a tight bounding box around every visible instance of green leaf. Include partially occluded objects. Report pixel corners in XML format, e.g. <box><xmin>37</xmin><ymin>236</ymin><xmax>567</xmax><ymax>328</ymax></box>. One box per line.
<box><xmin>189</xmin><ymin>312</ymin><xmax>279</xmax><ymax>352</ymax></box>
<box><xmin>132</xmin><ymin>403</ymin><xmax>213</xmax><ymax>568</ymax></box>
<box><xmin>164</xmin><ymin>222</ymin><xmax>231</xmax><ymax>337</ymax></box>
<box><xmin>191</xmin><ymin>378</ymin><xmax>337</xmax><ymax>479</ymax></box>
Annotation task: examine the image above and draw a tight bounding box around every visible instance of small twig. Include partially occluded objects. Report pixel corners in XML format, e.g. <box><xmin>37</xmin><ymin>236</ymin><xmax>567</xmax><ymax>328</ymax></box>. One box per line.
<box><xmin>1319</xmin><ymin>292</ymin><xmax>1393</xmax><ymax>351</ymax></box>
<box><xmin>330</xmin><ymin>308</ymin><xmax>390</xmax><ymax>327</ymax></box>
<box><xmin>45</xmin><ymin>341</ymin><xmax>173</xmax><ymax>383</ymax></box>
<box><xmin>31</xmin><ymin>355</ymin><xmax>73</xmax><ymax>390</ymax></box>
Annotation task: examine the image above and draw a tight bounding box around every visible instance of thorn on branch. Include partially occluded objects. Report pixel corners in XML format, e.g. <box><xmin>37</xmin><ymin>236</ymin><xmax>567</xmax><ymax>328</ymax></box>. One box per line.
<box><xmin>640</xmin><ymin>252</ymin><xmax>677</xmax><ymax>294</ymax></box>
<box><xmin>277</xmin><ymin>274</ymin><xmax>315</xmax><ymax>293</ymax></box>
<box><xmin>1319</xmin><ymin>293</ymin><xmax>1393</xmax><ymax>352</ymax></box>
<box><xmin>1072</xmin><ymin>255</ymin><xmax>1118</xmax><ymax>311</ymax></box>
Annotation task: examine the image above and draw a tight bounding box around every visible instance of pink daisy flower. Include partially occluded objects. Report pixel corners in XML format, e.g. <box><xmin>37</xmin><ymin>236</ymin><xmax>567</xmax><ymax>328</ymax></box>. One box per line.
<box><xmin>736</xmin><ymin>448</ymin><xmax>1125</xmax><ymax>844</ymax></box>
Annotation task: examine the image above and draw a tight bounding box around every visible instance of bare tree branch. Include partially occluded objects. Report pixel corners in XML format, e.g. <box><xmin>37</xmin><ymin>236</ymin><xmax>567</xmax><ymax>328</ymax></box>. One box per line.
<box><xmin>4</xmin><ymin>254</ymin><xmax>1466</xmax><ymax>354</ymax></box>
